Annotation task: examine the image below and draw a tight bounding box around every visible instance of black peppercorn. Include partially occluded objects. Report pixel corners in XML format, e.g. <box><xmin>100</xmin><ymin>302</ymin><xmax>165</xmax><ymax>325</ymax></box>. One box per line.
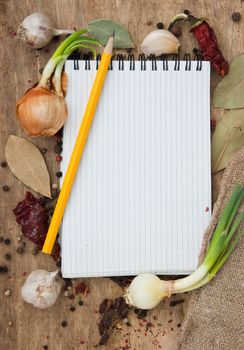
<box><xmin>41</xmin><ymin>148</ymin><xmax>47</xmax><ymax>154</ymax></box>
<box><xmin>193</xmin><ymin>47</ymin><xmax>199</xmax><ymax>55</ymax></box>
<box><xmin>232</xmin><ymin>12</ymin><xmax>241</xmax><ymax>22</ymax></box>
<box><xmin>61</xmin><ymin>321</ymin><xmax>67</xmax><ymax>327</ymax></box>
<box><xmin>3</xmin><ymin>185</ymin><xmax>10</xmax><ymax>192</ymax></box>
<box><xmin>43</xmin><ymin>345</ymin><xmax>48</xmax><ymax>350</ymax></box>
<box><xmin>157</xmin><ymin>22</ymin><xmax>164</xmax><ymax>29</ymax></box>
<box><xmin>4</xmin><ymin>238</ymin><xmax>11</xmax><ymax>245</ymax></box>
<box><xmin>0</xmin><ymin>236</ymin><xmax>4</xmax><ymax>242</ymax></box>
<box><xmin>69</xmin><ymin>294</ymin><xmax>75</xmax><ymax>300</ymax></box>
<box><xmin>78</xmin><ymin>300</ymin><xmax>84</xmax><ymax>306</ymax></box>
<box><xmin>184</xmin><ymin>9</ymin><xmax>190</xmax><ymax>15</ymax></box>
<box><xmin>170</xmin><ymin>25</ymin><xmax>182</xmax><ymax>37</ymax></box>
<box><xmin>56</xmin><ymin>260</ymin><xmax>61</xmax><ymax>267</ymax></box>
<box><xmin>1</xmin><ymin>161</ymin><xmax>7</xmax><ymax>167</ymax></box>
<box><xmin>4</xmin><ymin>253</ymin><xmax>11</xmax><ymax>260</ymax></box>
<box><xmin>2</xmin><ymin>266</ymin><xmax>8</xmax><ymax>273</ymax></box>
<box><xmin>54</xmin><ymin>144</ymin><xmax>63</xmax><ymax>154</ymax></box>
<box><xmin>56</xmin><ymin>171</ymin><xmax>63</xmax><ymax>178</ymax></box>
<box><xmin>70</xmin><ymin>306</ymin><xmax>76</xmax><ymax>312</ymax></box>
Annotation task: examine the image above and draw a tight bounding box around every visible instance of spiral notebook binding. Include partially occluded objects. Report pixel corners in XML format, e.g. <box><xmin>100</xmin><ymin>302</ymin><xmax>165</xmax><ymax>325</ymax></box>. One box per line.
<box><xmin>72</xmin><ymin>53</ymin><xmax>203</xmax><ymax>71</ymax></box>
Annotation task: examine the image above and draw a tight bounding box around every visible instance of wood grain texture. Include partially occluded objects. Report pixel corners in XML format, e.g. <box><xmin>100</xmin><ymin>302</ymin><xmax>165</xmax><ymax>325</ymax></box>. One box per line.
<box><xmin>0</xmin><ymin>0</ymin><xmax>243</xmax><ymax>349</ymax></box>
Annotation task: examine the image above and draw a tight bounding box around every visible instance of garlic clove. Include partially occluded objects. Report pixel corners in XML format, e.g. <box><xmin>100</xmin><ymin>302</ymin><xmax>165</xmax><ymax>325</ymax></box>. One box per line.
<box><xmin>141</xmin><ymin>29</ymin><xmax>180</xmax><ymax>56</ymax></box>
<box><xmin>21</xmin><ymin>269</ymin><xmax>62</xmax><ymax>309</ymax></box>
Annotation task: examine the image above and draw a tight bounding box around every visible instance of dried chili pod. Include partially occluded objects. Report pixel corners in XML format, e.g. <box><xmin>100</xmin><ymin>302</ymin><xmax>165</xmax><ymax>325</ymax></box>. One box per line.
<box><xmin>169</xmin><ymin>13</ymin><xmax>229</xmax><ymax>76</ymax></box>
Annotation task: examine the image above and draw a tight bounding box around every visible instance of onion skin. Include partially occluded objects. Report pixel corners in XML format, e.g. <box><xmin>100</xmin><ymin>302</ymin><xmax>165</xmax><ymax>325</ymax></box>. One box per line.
<box><xmin>16</xmin><ymin>85</ymin><xmax>67</xmax><ymax>136</ymax></box>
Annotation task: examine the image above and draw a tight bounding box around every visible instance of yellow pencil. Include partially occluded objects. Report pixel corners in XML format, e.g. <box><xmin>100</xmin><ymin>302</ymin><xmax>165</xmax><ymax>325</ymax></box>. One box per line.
<box><xmin>42</xmin><ymin>34</ymin><xmax>114</xmax><ymax>254</ymax></box>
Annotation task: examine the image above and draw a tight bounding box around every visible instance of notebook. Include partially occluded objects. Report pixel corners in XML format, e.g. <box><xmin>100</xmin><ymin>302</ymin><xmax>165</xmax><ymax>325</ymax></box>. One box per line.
<box><xmin>61</xmin><ymin>56</ymin><xmax>211</xmax><ymax>277</ymax></box>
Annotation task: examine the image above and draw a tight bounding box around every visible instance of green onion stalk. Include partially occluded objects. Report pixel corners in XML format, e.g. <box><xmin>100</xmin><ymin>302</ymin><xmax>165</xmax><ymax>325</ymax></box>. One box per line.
<box><xmin>16</xmin><ymin>30</ymin><xmax>101</xmax><ymax>137</ymax></box>
<box><xmin>125</xmin><ymin>185</ymin><xmax>244</xmax><ymax>309</ymax></box>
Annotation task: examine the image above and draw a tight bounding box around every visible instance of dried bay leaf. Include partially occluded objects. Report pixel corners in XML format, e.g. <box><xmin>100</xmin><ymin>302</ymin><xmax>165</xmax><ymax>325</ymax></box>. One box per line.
<box><xmin>87</xmin><ymin>19</ymin><xmax>134</xmax><ymax>49</ymax></box>
<box><xmin>211</xmin><ymin>109</ymin><xmax>244</xmax><ymax>173</ymax></box>
<box><xmin>6</xmin><ymin>135</ymin><xmax>51</xmax><ymax>197</ymax></box>
<box><xmin>213</xmin><ymin>55</ymin><xmax>244</xmax><ymax>109</ymax></box>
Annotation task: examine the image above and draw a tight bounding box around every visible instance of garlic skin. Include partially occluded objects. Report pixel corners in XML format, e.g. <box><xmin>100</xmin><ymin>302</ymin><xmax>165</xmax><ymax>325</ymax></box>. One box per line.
<box><xmin>21</xmin><ymin>270</ymin><xmax>62</xmax><ymax>309</ymax></box>
<box><xmin>125</xmin><ymin>273</ymin><xmax>173</xmax><ymax>310</ymax></box>
<box><xmin>16</xmin><ymin>85</ymin><xmax>67</xmax><ymax>136</ymax></box>
<box><xmin>141</xmin><ymin>30</ymin><xmax>180</xmax><ymax>56</ymax></box>
<box><xmin>17</xmin><ymin>13</ymin><xmax>74</xmax><ymax>49</ymax></box>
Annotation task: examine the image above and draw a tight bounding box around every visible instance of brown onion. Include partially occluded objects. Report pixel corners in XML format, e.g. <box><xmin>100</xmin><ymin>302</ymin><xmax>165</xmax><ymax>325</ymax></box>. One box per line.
<box><xmin>16</xmin><ymin>84</ymin><xmax>67</xmax><ymax>136</ymax></box>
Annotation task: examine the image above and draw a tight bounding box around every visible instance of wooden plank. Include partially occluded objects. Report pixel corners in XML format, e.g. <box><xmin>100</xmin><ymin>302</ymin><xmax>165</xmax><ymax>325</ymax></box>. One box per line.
<box><xmin>0</xmin><ymin>0</ymin><xmax>243</xmax><ymax>349</ymax></box>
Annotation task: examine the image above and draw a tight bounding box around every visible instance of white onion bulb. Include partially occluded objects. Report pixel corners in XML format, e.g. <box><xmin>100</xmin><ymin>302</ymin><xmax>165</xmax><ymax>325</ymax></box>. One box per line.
<box><xmin>125</xmin><ymin>273</ymin><xmax>173</xmax><ymax>310</ymax></box>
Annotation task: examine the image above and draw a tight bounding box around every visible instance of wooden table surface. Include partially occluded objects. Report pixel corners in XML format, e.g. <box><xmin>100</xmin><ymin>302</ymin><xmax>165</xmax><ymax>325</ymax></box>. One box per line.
<box><xmin>0</xmin><ymin>0</ymin><xmax>243</xmax><ymax>349</ymax></box>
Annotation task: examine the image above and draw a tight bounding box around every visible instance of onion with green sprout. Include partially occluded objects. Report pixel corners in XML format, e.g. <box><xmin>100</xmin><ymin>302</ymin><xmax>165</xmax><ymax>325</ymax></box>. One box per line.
<box><xmin>125</xmin><ymin>185</ymin><xmax>244</xmax><ymax>309</ymax></box>
<box><xmin>16</xmin><ymin>30</ymin><xmax>101</xmax><ymax>136</ymax></box>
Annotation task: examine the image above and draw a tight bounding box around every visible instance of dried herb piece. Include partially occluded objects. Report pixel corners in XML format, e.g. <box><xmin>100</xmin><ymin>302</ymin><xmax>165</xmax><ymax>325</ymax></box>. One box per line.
<box><xmin>211</xmin><ymin>109</ymin><xmax>244</xmax><ymax>173</ymax></box>
<box><xmin>87</xmin><ymin>19</ymin><xmax>134</xmax><ymax>49</ymax></box>
<box><xmin>13</xmin><ymin>192</ymin><xmax>60</xmax><ymax>260</ymax></box>
<box><xmin>213</xmin><ymin>55</ymin><xmax>244</xmax><ymax>109</ymax></box>
<box><xmin>5</xmin><ymin>135</ymin><xmax>51</xmax><ymax>197</ymax></box>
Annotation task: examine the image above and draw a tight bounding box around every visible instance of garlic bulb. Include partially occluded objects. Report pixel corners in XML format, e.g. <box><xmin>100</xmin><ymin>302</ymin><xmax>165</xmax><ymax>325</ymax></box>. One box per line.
<box><xmin>125</xmin><ymin>273</ymin><xmax>173</xmax><ymax>310</ymax></box>
<box><xmin>21</xmin><ymin>269</ymin><xmax>62</xmax><ymax>309</ymax></box>
<box><xmin>141</xmin><ymin>30</ymin><xmax>180</xmax><ymax>56</ymax></box>
<box><xmin>17</xmin><ymin>13</ymin><xmax>74</xmax><ymax>49</ymax></box>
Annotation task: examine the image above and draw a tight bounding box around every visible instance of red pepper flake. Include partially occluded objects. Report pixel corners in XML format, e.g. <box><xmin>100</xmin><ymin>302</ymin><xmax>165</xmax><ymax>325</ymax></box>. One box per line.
<box><xmin>27</xmin><ymin>80</ymin><xmax>32</xmax><ymax>84</ymax></box>
<box><xmin>94</xmin><ymin>309</ymin><xmax>99</xmax><ymax>314</ymax></box>
<box><xmin>10</xmin><ymin>31</ymin><xmax>17</xmax><ymax>36</ymax></box>
<box><xmin>56</xmin><ymin>155</ymin><xmax>63</xmax><ymax>162</ymax></box>
<box><xmin>21</xmin><ymin>271</ymin><xmax>27</xmax><ymax>276</ymax></box>
<box><xmin>205</xmin><ymin>207</ymin><xmax>209</xmax><ymax>212</ymax></box>
<box><xmin>75</xmin><ymin>282</ymin><xmax>89</xmax><ymax>295</ymax></box>
<box><xmin>13</xmin><ymin>192</ymin><xmax>60</xmax><ymax>261</ymax></box>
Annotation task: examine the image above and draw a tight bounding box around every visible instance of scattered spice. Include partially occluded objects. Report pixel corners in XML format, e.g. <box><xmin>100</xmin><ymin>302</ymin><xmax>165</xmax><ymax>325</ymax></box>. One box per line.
<box><xmin>184</xmin><ymin>9</ymin><xmax>190</xmax><ymax>15</ymax></box>
<box><xmin>146</xmin><ymin>20</ymin><xmax>152</xmax><ymax>26</ymax></box>
<box><xmin>54</xmin><ymin>144</ymin><xmax>63</xmax><ymax>154</ymax></box>
<box><xmin>16</xmin><ymin>242</ymin><xmax>26</xmax><ymax>254</ymax></box>
<box><xmin>134</xmin><ymin>308</ymin><xmax>148</xmax><ymax>319</ymax></box>
<box><xmin>56</xmin><ymin>171</ymin><xmax>63</xmax><ymax>178</ymax></box>
<box><xmin>169</xmin><ymin>299</ymin><xmax>185</xmax><ymax>307</ymax></box>
<box><xmin>3</xmin><ymin>185</ymin><xmax>10</xmax><ymax>192</ymax></box>
<box><xmin>56</xmin><ymin>155</ymin><xmax>62</xmax><ymax>162</ymax></box>
<box><xmin>69</xmin><ymin>294</ymin><xmax>75</xmax><ymax>300</ymax></box>
<box><xmin>169</xmin><ymin>25</ymin><xmax>182</xmax><ymax>37</ymax></box>
<box><xmin>70</xmin><ymin>306</ymin><xmax>76</xmax><ymax>312</ymax></box>
<box><xmin>177</xmin><ymin>323</ymin><xmax>182</xmax><ymax>328</ymax></box>
<box><xmin>4</xmin><ymin>253</ymin><xmax>11</xmax><ymax>260</ymax></box>
<box><xmin>157</xmin><ymin>22</ymin><xmax>164</xmax><ymax>29</ymax></box>
<box><xmin>4</xmin><ymin>238</ymin><xmax>11</xmax><ymax>245</ymax></box>
<box><xmin>43</xmin><ymin>345</ymin><xmax>48</xmax><ymax>350</ymax></box>
<box><xmin>61</xmin><ymin>321</ymin><xmax>67</xmax><ymax>327</ymax></box>
<box><xmin>97</xmin><ymin>297</ymin><xmax>129</xmax><ymax>346</ymax></box>
<box><xmin>0</xmin><ymin>266</ymin><xmax>8</xmax><ymax>273</ymax></box>
<box><xmin>78</xmin><ymin>300</ymin><xmax>84</xmax><ymax>306</ymax></box>
<box><xmin>75</xmin><ymin>282</ymin><xmax>89</xmax><ymax>295</ymax></box>
<box><xmin>110</xmin><ymin>276</ymin><xmax>132</xmax><ymax>288</ymax></box>
<box><xmin>4</xmin><ymin>289</ymin><xmax>11</xmax><ymax>296</ymax></box>
<box><xmin>41</xmin><ymin>148</ymin><xmax>47</xmax><ymax>154</ymax></box>
<box><xmin>52</xmin><ymin>183</ymin><xmax>59</xmax><ymax>190</ymax></box>
<box><xmin>13</xmin><ymin>192</ymin><xmax>60</xmax><ymax>261</ymax></box>
<box><xmin>1</xmin><ymin>161</ymin><xmax>7</xmax><ymax>167</ymax></box>
<box><xmin>0</xmin><ymin>236</ymin><xmax>3</xmax><ymax>242</ymax></box>
<box><xmin>232</xmin><ymin>12</ymin><xmax>241</xmax><ymax>22</ymax></box>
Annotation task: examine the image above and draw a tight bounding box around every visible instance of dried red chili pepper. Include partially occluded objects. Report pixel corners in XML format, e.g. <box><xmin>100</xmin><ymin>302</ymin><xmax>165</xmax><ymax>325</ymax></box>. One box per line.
<box><xmin>13</xmin><ymin>192</ymin><xmax>60</xmax><ymax>260</ymax></box>
<box><xmin>169</xmin><ymin>14</ymin><xmax>229</xmax><ymax>76</ymax></box>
